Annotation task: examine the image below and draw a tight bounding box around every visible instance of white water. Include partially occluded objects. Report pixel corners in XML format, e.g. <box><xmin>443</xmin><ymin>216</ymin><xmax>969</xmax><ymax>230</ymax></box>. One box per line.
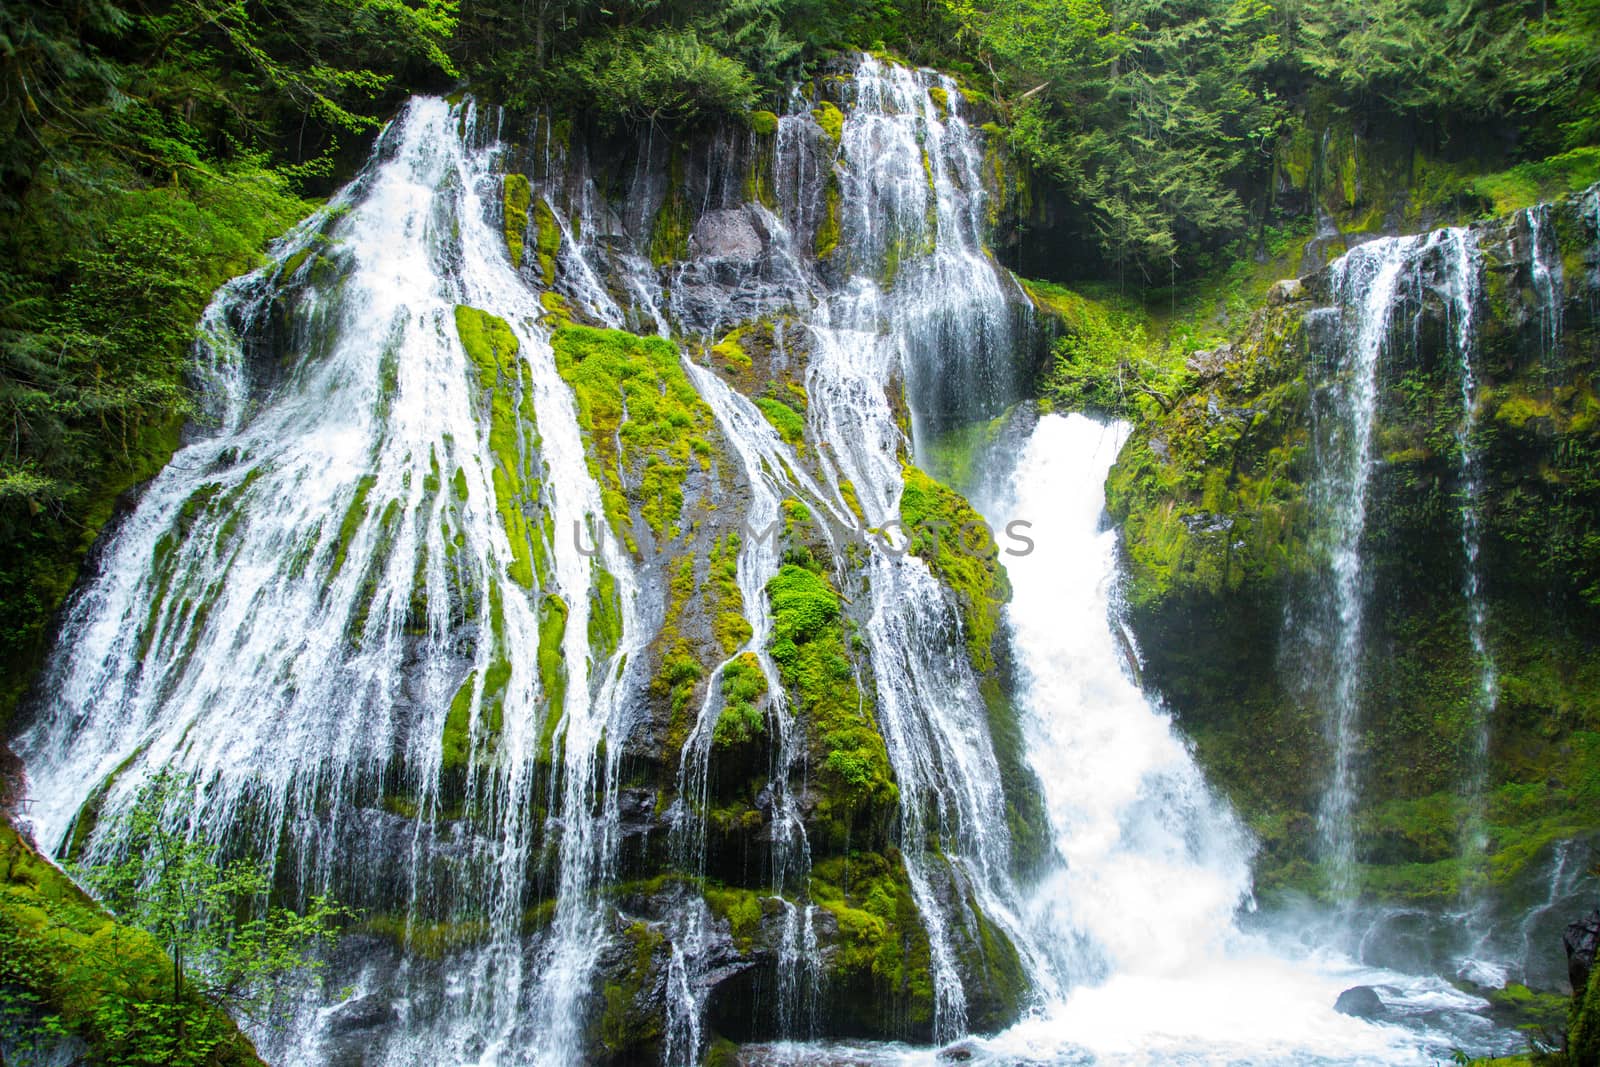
<box><xmin>950</xmin><ymin>415</ymin><xmax>1495</xmax><ymax>1065</ymax></box>
<box><xmin>17</xmin><ymin>98</ymin><xmax>645</xmax><ymax>1067</ymax></box>
<box><xmin>743</xmin><ymin>413</ymin><xmax>1506</xmax><ymax>1065</ymax></box>
<box><xmin>1301</xmin><ymin>236</ymin><xmax>1413</xmax><ymax>902</ymax></box>
<box><xmin>1438</xmin><ymin>229</ymin><xmax>1499</xmax><ymax>908</ymax></box>
<box><xmin>1525</xmin><ymin>204</ymin><xmax>1564</xmax><ymax>359</ymax></box>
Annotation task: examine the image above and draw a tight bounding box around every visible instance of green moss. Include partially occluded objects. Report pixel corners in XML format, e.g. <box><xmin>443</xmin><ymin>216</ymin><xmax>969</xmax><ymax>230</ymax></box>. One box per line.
<box><xmin>537</xmin><ymin>593</ymin><xmax>570</xmax><ymax>756</ymax></box>
<box><xmin>703</xmin><ymin>884</ymin><xmax>763</xmax><ymax>951</ymax></box>
<box><xmin>502</xmin><ymin>173</ymin><xmax>531</xmax><ymax>269</ymax></box>
<box><xmin>767</xmin><ymin>564</ymin><xmax>897</xmax><ymax>838</ymax></box>
<box><xmin>899</xmin><ymin>465</ymin><xmax>1011</xmax><ymax>671</ymax></box>
<box><xmin>455</xmin><ymin>305</ymin><xmax>550</xmax><ymax>590</ymax></box>
<box><xmin>551</xmin><ymin>324</ymin><xmax>716</xmax><ymax>551</ymax></box>
<box><xmin>0</xmin><ymin>816</ymin><xmax>264</xmax><ymax>1065</ymax></box>
<box><xmin>327</xmin><ymin>473</ymin><xmax>378</xmax><ymax>582</ymax></box>
<box><xmin>588</xmin><ymin>566</ymin><xmax>623</xmax><ymax>663</ymax></box>
<box><xmin>592</xmin><ymin>920</ymin><xmax>666</xmax><ymax>1060</ymax></box>
<box><xmin>1571</xmin><ymin>964</ymin><xmax>1600</xmax><ymax>1065</ymax></box>
<box><xmin>1469</xmin><ymin>147</ymin><xmax>1600</xmax><ymax>215</ymax></box>
<box><xmin>747</xmin><ymin>110</ymin><xmax>779</xmax><ymax>136</ymax></box>
<box><xmin>755</xmin><ymin>395</ymin><xmax>806</xmax><ymax>450</ymax></box>
<box><xmin>650</xmin><ymin>154</ymin><xmax>692</xmax><ymax>267</ymax></box>
<box><xmin>539</xmin><ymin>288</ymin><xmax>572</xmax><ymax>328</ymax></box>
<box><xmin>837</xmin><ymin>478</ymin><xmax>865</xmax><ymax>526</ymax></box>
<box><xmin>532</xmin><ymin>196</ymin><xmax>561</xmax><ymax>285</ymax></box>
<box><xmin>928</xmin><ymin>85</ymin><xmax>949</xmax><ymax>120</ymax></box>
<box><xmin>712</xmin><ymin>652</ymin><xmax>767</xmax><ymax>748</ymax></box>
<box><xmin>655</xmin><ymin>557</ymin><xmax>706</xmax><ymax>756</ymax></box>
<box><xmin>364</xmin><ymin>913</ymin><xmax>491</xmax><ymax>960</ymax></box>
<box><xmin>811</xmin><ymin>101</ymin><xmax>845</xmax><ymax>145</ymax></box>
<box><xmin>815</xmin><ymin>175</ymin><xmax>842</xmax><ymax>261</ymax></box>
<box><xmin>808</xmin><ymin>851</ymin><xmax>934</xmax><ymax>1033</ymax></box>
<box><xmin>709</xmin><ymin>531</ymin><xmax>751</xmax><ymax>654</ymax></box>
<box><xmin>712</xmin><ymin>328</ymin><xmax>751</xmax><ymax>373</ymax></box>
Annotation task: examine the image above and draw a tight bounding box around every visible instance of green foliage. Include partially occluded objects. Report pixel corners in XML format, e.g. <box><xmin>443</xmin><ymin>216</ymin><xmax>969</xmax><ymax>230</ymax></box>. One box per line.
<box><xmin>0</xmin><ymin>0</ymin><xmax>457</xmax><ymax>729</ymax></box>
<box><xmin>1</xmin><ymin>775</ymin><xmax>345</xmax><ymax>1064</ymax></box>
<box><xmin>0</xmin><ymin>815</ymin><xmax>263</xmax><ymax>1066</ymax></box>
<box><xmin>947</xmin><ymin>0</ymin><xmax>1600</xmax><ymax>277</ymax></box>
<box><xmin>78</xmin><ymin>775</ymin><xmax>349</xmax><ymax>1021</ymax></box>
<box><xmin>554</xmin><ymin>29</ymin><xmax>758</xmax><ymax>127</ymax></box>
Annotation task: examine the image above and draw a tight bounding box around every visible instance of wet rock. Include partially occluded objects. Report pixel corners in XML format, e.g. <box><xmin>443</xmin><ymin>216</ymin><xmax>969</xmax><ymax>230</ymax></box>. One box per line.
<box><xmin>1567</xmin><ymin>908</ymin><xmax>1600</xmax><ymax>991</ymax></box>
<box><xmin>1334</xmin><ymin>985</ymin><xmax>1387</xmax><ymax>1019</ymax></box>
<box><xmin>327</xmin><ymin>994</ymin><xmax>398</xmax><ymax>1035</ymax></box>
<box><xmin>690</xmin><ymin>209</ymin><xmax>764</xmax><ymax>261</ymax></box>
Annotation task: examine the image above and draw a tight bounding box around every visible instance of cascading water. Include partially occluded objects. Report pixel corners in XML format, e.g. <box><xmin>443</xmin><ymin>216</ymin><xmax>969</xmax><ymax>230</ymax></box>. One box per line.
<box><xmin>17</xmin><ymin>98</ymin><xmax>646</xmax><ymax>1067</ymax></box>
<box><xmin>15</xmin><ymin>48</ymin><xmax>1567</xmax><ymax>1067</ymax></box>
<box><xmin>795</xmin><ymin>59</ymin><xmax>1055</xmax><ymax>1038</ymax></box>
<box><xmin>1297</xmin><ymin>236</ymin><xmax>1414</xmax><ymax>903</ymax></box>
<box><xmin>1290</xmin><ymin>229</ymin><xmax>1483</xmax><ymax>904</ymax></box>
<box><xmin>1525</xmin><ymin>204</ymin><xmax>1565</xmax><ymax>360</ymax></box>
<box><xmin>500</xmin><ymin>52</ymin><xmax>1050</xmax><ymax>1054</ymax></box>
<box><xmin>1437</xmin><ymin>230</ymin><xmax>1500</xmax><ymax>909</ymax></box>
<box><xmin>947</xmin><ymin>413</ymin><xmax>1512</xmax><ymax>1066</ymax></box>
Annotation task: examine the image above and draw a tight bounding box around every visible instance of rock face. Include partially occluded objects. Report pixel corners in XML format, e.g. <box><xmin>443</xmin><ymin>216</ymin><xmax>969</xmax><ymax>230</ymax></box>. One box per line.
<box><xmin>1334</xmin><ymin>985</ymin><xmax>1387</xmax><ymax>1019</ymax></box>
<box><xmin>1568</xmin><ymin>909</ymin><xmax>1600</xmax><ymax>992</ymax></box>
<box><xmin>1106</xmin><ymin>185</ymin><xmax>1600</xmax><ymax>935</ymax></box>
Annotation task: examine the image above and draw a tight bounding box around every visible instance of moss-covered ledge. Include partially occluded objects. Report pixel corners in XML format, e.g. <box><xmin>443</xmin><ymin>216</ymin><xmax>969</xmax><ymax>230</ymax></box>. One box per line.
<box><xmin>0</xmin><ymin>814</ymin><xmax>264</xmax><ymax>1066</ymax></box>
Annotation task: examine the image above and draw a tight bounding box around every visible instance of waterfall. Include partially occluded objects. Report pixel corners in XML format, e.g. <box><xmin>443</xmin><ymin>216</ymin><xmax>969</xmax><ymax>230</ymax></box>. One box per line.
<box><xmin>1525</xmin><ymin>204</ymin><xmax>1565</xmax><ymax>361</ymax></box>
<box><xmin>17</xmin><ymin>98</ymin><xmax>646</xmax><ymax>1067</ymax></box>
<box><xmin>1439</xmin><ymin>230</ymin><xmax>1499</xmax><ymax>908</ymax></box>
<box><xmin>1299</xmin><ymin>236</ymin><xmax>1413</xmax><ymax>903</ymax></box>
<box><xmin>1289</xmin><ymin>228</ymin><xmax>1488</xmax><ymax>904</ymax></box>
<box><xmin>509</xmin><ymin>52</ymin><xmax>1049</xmax><ymax>1051</ymax></box>
<box><xmin>17</xmin><ymin>48</ymin><xmax>1556</xmax><ymax>1067</ymax></box>
<box><xmin>960</xmin><ymin>413</ymin><xmax>1479</xmax><ymax>1066</ymax></box>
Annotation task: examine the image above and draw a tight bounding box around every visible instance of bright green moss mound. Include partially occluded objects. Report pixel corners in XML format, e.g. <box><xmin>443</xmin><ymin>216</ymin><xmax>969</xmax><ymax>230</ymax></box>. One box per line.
<box><xmin>503</xmin><ymin>173</ymin><xmax>531</xmax><ymax>269</ymax></box>
<box><xmin>755</xmin><ymin>396</ymin><xmax>807</xmax><ymax>450</ymax></box>
<box><xmin>747</xmin><ymin>110</ymin><xmax>780</xmax><ymax>137</ymax></box>
<box><xmin>811</xmin><ymin>101</ymin><xmax>845</xmax><ymax>144</ymax></box>
<box><xmin>532</xmin><ymin>197</ymin><xmax>561</xmax><ymax>284</ymax></box>
<box><xmin>455</xmin><ymin>305</ymin><xmax>550</xmax><ymax>590</ymax></box>
<box><xmin>808</xmin><ymin>850</ymin><xmax>934</xmax><ymax>1033</ymax></box>
<box><xmin>713</xmin><ymin>652</ymin><xmax>767</xmax><ymax>747</ymax></box>
<box><xmin>551</xmin><ymin>325</ymin><xmax>715</xmax><ymax>551</ymax></box>
<box><xmin>0</xmin><ymin>818</ymin><xmax>263</xmax><ymax>1066</ymax></box>
<box><xmin>898</xmin><ymin>465</ymin><xmax>1011</xmax><ymax>671</ymax></box>
<box><xmin>766</xmin><ymin>564</ymin><xmax>897</xmax><ymax>829</ymax></box>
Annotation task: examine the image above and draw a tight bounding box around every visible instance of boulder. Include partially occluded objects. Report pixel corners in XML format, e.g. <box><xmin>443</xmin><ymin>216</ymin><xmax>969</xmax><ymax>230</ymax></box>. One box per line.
<box><xmin>1266</xmin><ymin>277</ymin><xmax>1306</xmax><ymax>305</ymax></box>
<box><xmin>1334</xmin><ymin>985</ymin><xmax>1387</xmax><ymax>1019</ymax></box>
<box><xmin>690</xmin><ymin>209</ymin><xmax>764</xmax><ymax>261</ymax></box>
